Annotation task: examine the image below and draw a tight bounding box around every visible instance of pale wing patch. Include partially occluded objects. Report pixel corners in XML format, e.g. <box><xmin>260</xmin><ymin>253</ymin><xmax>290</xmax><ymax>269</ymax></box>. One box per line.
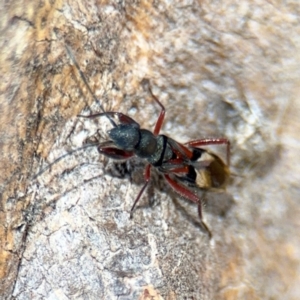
<box><xmin>195</xmin><ymin>169</ymin><xmax>212</xmax><ymax>189</ymax></box>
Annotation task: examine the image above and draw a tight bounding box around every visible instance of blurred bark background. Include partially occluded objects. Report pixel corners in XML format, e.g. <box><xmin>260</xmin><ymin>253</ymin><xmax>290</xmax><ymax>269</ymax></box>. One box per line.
<box><xmin>1</xmin><ymin>0</ymin><xmax>300</xmax><ymax>299</ymax></box>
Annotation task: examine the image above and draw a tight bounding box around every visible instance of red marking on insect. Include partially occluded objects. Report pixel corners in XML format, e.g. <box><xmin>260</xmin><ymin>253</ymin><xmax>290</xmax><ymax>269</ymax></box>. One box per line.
<box><xmin>78</xmin><ymin>79</ymin><xmax>229</xmax><ymax>237</ymax></box>
<box><xmin>38</xmin><ymin>45</ymin><xmax>230</xmax><ymax>238</ymax></box>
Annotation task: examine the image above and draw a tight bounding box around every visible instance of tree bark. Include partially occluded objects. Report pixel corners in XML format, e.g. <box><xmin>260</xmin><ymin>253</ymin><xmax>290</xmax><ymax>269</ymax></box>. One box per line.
<box><xmin>1</xmin><ymin>0</ymin><xmax>300</xmax><ymax>299</ymax></box>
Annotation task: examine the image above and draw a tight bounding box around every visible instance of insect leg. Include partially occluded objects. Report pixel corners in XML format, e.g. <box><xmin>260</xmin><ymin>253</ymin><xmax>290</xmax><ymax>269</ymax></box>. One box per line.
<box><xmin>142</xmin><ymin>79</ymin><xmax>165</xmax><ymax>135</ymax></box>
<box><xmin>197</xmin><ymin>201</ymin><xmax>212</xmax><ymax>239</ymax></box>
<box><xmin>186</xmin><ymin>138</ymin><xmax>230</xmax><ymax>166</ymax></box>
<box><xmin>167</xmin><ymin>138</ymin><xmax>194</xmax><ymax>160</ymax></box>
<box><xmin>164</xmin><ymin>174</ymin><xmax>211</xmax><ymax>237</ymax></box>
<box><xmin>130</xmin><ymin>164</ymin><xmax>151</xmax><ymax>218</ymax></box>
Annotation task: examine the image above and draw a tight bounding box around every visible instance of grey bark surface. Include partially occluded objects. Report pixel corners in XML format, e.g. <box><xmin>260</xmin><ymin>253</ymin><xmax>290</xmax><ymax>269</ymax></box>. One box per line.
<box><xmin>1</xmin><ymin>0</ymin><xmax>300</xmax><ymax>299</ymax></box>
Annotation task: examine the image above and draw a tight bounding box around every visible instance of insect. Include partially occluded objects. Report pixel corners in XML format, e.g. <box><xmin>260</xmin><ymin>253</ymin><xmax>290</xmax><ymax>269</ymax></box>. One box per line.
<box><xmin>42</xmin><ymin>45</ymin><xmax>230</xmax><ymax>237</ymax></box>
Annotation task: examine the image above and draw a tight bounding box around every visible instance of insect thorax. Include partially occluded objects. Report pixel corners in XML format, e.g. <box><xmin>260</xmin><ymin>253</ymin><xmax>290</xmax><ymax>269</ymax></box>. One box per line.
<box><xmin>140</xmin><ymin>134</ymin><xmax>173</xmax><ymax>166</ymax></box>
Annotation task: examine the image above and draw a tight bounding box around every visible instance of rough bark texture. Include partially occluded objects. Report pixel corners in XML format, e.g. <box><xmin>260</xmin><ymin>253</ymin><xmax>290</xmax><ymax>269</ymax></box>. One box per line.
<box><xmin>1</xmin><ymin>0</ymin><xmax>300</xmax><ymax>299</ymax></box>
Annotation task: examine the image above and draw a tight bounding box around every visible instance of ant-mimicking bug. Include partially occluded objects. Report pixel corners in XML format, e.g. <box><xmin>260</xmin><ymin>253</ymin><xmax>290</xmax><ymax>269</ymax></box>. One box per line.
<box><xmin>38</xmin><ymin>45</ymin><xmax>230</xmax><ymax>237</ymax></box>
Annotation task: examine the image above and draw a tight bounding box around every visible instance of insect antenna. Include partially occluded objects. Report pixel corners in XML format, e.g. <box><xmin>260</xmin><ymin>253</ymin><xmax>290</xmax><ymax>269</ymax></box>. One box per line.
<box><xmin>65</xmin><ymin>44</ymin><xmax>117</xmax><ymax>128</ymax></box>
<box><xmin>33</xmin><ymin>45</ymin><xmax>117</xmax><ymax>179</ymax></box>
<box><xmin>32</xmin><ymin>143</ymin><xmax>99</xmax><ymax>180</ymax></box>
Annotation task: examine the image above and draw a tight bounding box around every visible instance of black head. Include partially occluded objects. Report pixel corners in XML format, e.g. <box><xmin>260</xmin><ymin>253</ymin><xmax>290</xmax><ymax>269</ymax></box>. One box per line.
<box><xmin>108</xmin><ymin>124</ymin><xmax>140</xmax><ymax>151</ymax></box>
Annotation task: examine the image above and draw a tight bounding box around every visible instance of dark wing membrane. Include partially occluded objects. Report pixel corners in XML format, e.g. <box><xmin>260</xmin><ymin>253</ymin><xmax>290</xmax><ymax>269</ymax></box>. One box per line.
<box><xmin>190</xmin><ymin>148</ymin><xmax>229</xmax><ymax>189</ymax></box>
<box><xmin>159</xmin><ymin>141</ymin><xmax>229</xmax><ymax>190</ymax></box>
<box><xmin>170</xmin><ymin>147</ymin><xmax>229</xmax><ymax>189</ymax></box>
